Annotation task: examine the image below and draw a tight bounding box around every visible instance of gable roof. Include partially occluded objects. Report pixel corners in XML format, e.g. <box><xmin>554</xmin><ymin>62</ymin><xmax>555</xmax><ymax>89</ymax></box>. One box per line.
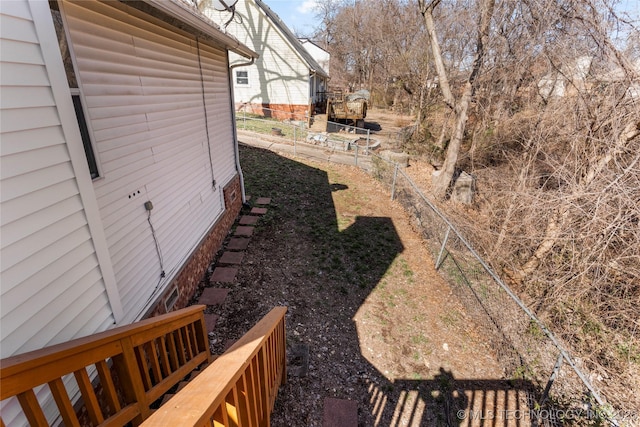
<box><xmin>299</xmin><ymin>38</ymin><xmax>329</xmax><ymax>55</ymax></box>
<box><xmin>252</xmin><ymin>0</ymin><xmax>328</xmax><ymax>78</ymax></box>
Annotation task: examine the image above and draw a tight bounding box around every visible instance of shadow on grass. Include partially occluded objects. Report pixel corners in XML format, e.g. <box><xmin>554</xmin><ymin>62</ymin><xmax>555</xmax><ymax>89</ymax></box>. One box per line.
<box><xmin>232</xmin><ymin>144</ymin><xmax>538</xmax><ymax>426</ymax></box>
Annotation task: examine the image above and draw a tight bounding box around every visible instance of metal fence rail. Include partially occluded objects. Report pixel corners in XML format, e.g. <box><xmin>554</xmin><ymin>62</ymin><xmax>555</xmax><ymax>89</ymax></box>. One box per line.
<box><xmin>236</xmin><ymin>110</ymin><xmax>411</xmax><ymax>154</ymax></box>
<box><xmin>235</xmin><ymin>113</ymin><xmax>635</xmax><ymax>426</ymax></box>
<box><xmin>371</xmin><ymin>155</ymin><xmax>632</xmax><ymax>427</ymax></box>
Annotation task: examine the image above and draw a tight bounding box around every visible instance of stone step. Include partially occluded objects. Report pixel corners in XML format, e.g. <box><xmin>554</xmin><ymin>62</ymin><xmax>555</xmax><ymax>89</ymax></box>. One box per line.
<box><xmin>255</xmin><ymin>197</ymin><xmax>271</xmax><ymax>205</ymax></box>
<box><xmin>209</xmin><ymin>267</ymin><xmax>238</xmax><ymax>283</ymax></box>
<box><xmin>250</xmin><ymin>207</ymin><xmax>268</xmax><ymax>215</ymax></box>
<box><xmin>239</xmin><ymin>215</ymin><xmax>260</xmax><ymax>225</ymax></box>
<box><xmin>203</xmin><ymin>313</ymin><xmax>219</xmax><ymax>333</ymax></box>
<box><xmin>227</xmin><ymin>237</ymin><xmax>250</xmax><ymax>251</ymax></box>
<box><xmin>198</xmin><ymin>287</ymin><xmax>230</xmax><ymax>306</ymax></box>
<box><xmin>234</xmin><ymin>226</ymin><xmax>254</xmax><ymax>237</ymax></box>
<box><xmin>218</xmin><ymin>251</ymin><xmax>244</xmax><ymax>265</ymax></box>
<box><xmin>323</xmin><ymin>398</ymin><xmax>357</xmax><ymax>427</ymax></box>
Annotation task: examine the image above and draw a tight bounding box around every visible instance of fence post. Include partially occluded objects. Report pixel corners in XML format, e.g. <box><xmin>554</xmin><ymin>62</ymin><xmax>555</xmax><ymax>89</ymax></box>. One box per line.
<box><xmin>539</xmin><ymin>353</ymin><xmax>564</xmax><ymax>408</ymax></box>
<box><xmin>391</xmin><ymin>163</ymin><xmax>399</xmax><ymax>201</ymax></box>
<box><xmin>435</xmin><ymin>226</ymin><xmax>451</xmax><ymax>270</ymax></box>
<box><xmin>354</xmin><ymin>143</ymin><xmax>359</xmax><ymax>167</ymax></box>
<box><xmin>293</xmin><ymin>125</ymin><xmax>297</xmax><ymax>157</ymax></box>
<box><xmin>366</xmin><ymin>129</ymin><xmax>370</xmax><ymax>153</ymax></box>
<box><xmin>243</xmin><ymin>107</ymin><xmax>246</xmax><ymax>130</ymax></box>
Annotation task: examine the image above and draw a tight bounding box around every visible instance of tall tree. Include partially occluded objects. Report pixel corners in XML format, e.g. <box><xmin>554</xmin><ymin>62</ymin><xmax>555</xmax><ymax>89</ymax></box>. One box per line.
<box><xmin>419</xmin><ymin>0</ymin><xmax>495</xmax><ymax>199</ymax></box>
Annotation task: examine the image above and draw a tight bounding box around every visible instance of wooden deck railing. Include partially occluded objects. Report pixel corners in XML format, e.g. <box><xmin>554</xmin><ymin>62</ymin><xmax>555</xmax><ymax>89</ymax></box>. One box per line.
<box><xmin>1</xmin><ymin>305</ymin><xmax>212</xmax><ymax>426</ymax></box>
<box><xmin>141</xmin><ymin>306</ymin><xmax>288</xmax><ymax>427</ymax></box>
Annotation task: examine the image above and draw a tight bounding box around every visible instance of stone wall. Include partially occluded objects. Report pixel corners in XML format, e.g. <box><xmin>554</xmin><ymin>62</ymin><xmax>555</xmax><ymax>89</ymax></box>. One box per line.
<box><xmin>145</xmin><ymin>175</ymin><xmax>242</xmax><ymax>318</ymax></box>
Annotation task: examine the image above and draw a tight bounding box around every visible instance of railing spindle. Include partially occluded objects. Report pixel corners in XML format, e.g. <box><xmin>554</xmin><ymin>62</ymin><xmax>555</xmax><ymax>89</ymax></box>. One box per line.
<box><xmin>166</xmin><ymin>332</ymin><xmax>180</xmax><ymax>371</ymax></box>
<box><xmin>183</xmin><ymin>327</ymin><xmax>194</xmax><ymax>360</ymax></box>
<box><xmin>146</xmin><ymin>341</ymin><xmax>163</xmax><ymax>384</ymax></box>
<box><xmin>236</xmin><ymin>375</ymin><xmax>251</xmax><ymax>427</ymax></box>
<box><xmin>17</xmin><ymin>389</ymin><xmax>48</xmax><ymax>426</ymax></box>
<box><xmin>250</xmin><ymin>358</ymin><xmax>263</xmax><ymax>421</ymax></box>
<box><xmin>243</xmin><ymin>368</ymin><xmax>258</xmax><ymax>427</ymax></box>
<box><xmin>174</xmin><ymin>329</ymin><xmax>187</xmax><ymax>365</ymax></box>
<box><xmin>48</xmin><ymin>377</ymin><xmax>81</xmax><ymax>427</ymax></box>
<box><xmin>96</xmin><ymin>359</ymin><xmax>121</xmax><ymax>415</ymax></box>
<box><xmin>135</xmin><ymin>345</ymin><xmax>153</xmax><ymax>390</ymax></box>
<box><xmin>158</xmin><ymin>336</ymin><xmax>172</xmax><ymax>377</ymax></box>
<box><xmin>74</xmin><ymin>367</ymin><xmax>105</xmax><ymax>425</ymax></box>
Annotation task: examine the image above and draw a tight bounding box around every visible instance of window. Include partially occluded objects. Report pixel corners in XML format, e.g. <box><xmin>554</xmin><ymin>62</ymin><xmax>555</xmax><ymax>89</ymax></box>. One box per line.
<box><xmin>71</xmin><ymin>93</ymin><xmax>99</xmax><ymax>179</ymax></box>
<box><xmin>51</xmin><ymin>3</ymin><xmax>100</xmax><ymax>179</ymax></box>
<box><xmin>235</xmin><ymin>70</ymin><xmax>249</xmax><ymax>86</ymax></box>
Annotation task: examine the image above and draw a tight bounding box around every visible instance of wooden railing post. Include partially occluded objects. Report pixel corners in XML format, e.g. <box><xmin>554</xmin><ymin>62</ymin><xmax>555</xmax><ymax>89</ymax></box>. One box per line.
<box><xmin>115</xmin><ymin>336</ymin><xmax>151</xmax><ymax>425</ymax></box>
<box><xmin>141</xmin><ymin>307</ymin><xmax>287</xmax><ymax>427</ymax></box>
<box><xmin>1</xmin><ymin>306</ymin><xmax>283</xmax><ymax>427</ymax></box>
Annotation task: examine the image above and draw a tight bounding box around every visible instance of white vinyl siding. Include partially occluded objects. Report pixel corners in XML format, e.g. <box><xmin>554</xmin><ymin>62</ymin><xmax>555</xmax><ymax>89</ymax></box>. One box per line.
<box><xmin>61</xmin><ymin>0</ymin><xmax>236</xmax><ymax>322</ymax></box>
<box><xmin>208</xmin><ymin>0</ymin><xmax>310</xmax><ymax>106</ymax></box>
<box><xmin>0</xmin><ymin>0</ymin><xmax>115</xmax><ymax>359</ymax></box>
<box><xmin>1</xmin><ymin>1</ymin><xmax>116</xmax><ymax>425</ymax></box>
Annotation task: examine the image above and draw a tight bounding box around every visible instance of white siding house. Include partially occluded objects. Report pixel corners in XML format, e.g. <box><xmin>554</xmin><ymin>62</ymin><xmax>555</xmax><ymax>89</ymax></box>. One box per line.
<box><xmin>299</xmin><ymin>38</ymin><xmax>330</xmax><ymax>78</ymax></box>
<box><xmin>204</xmin><ymin>0</ymin><xmax>329</xmax><ymax>120</ymax></box>
<box><xmin>1</xmin><ymin>0</ymin><xmax>254</xmax><ymax>424</ymax></box>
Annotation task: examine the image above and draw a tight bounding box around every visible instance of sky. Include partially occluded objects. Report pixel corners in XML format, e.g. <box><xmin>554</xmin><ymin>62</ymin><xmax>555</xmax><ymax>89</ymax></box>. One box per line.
<box><xmin>260</xmin><ymin>0</ymin><xmax>638</xmax><ymax>44</ymax></box>
<box><xmin>260</xmin><ymin>0</ymin><xmax>321</xmax><ymax>37</ymax></box>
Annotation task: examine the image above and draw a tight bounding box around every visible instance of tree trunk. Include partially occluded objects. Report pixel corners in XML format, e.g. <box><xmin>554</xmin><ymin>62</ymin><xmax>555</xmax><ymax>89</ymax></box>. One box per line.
<box><xmin>420</xmin><ymin>0</ymin><xmax>495</xmax><ymax>199</ymax></box>
<box><xmin>432</xmin><ymin>82</ymin><xmax>473</xmax><ymax>197</ymax></box>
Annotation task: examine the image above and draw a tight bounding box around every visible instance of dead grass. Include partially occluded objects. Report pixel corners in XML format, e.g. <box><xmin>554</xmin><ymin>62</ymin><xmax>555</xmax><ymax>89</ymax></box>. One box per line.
<box><xmin>203</xmin><ymin>145</ymin><xmax>537</xmax><ymax>426</ymax></box>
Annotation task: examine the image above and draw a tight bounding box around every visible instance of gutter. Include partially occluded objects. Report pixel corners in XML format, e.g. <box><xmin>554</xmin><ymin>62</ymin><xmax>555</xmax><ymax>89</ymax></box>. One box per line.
<box><xmin>228</xmin><ymin>57</ymin><xmax>256</xmax><ymax>204</ymax></box>
<box><xmin>142</xmin><ymin>0</ymin><xmax>257</xmax><ymax>59</ymax></box>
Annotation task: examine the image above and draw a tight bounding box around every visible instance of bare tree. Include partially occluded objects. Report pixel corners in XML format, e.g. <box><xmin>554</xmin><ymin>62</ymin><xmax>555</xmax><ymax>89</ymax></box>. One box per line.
<box><xmin>419</xmin><ymin>0</ymin><xmax>495</xmax><ymax>199</ymax></box>
<box><xmin>317</xmin><ymin>0</ymin><xmax>640</xmax><ymax>411</ymax></box>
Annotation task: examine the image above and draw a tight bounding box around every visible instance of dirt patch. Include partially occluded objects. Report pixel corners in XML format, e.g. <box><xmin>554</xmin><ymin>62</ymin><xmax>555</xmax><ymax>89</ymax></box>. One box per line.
<box><xmin>205</xmin><ymin>145</ymin><xmax>529</xmax><ymax>426</ymax></box>
<box><xmin>366</xmin><ymin>108</ymin><xmax>415</xmax><ymax>133</ymax></box>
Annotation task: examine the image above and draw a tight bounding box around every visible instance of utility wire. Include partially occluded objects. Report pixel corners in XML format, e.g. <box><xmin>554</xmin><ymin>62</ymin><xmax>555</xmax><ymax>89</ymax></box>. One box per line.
<box><xmin>147</xmin><ymin>209</ymin><xmax>165</xmax><ymax>278</ymax></box>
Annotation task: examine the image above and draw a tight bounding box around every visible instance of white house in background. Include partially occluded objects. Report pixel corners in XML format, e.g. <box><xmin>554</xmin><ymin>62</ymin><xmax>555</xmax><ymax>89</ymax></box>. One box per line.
<box><xmin>538</xmin><ymin>56</ymin><xmax>640</xmax><ymax>100</ymax></box>
<box><xmin>538</xmin><ymin>56</ymin><xmax>593</xmax><ymax>99</ymax></box>
<box><xmin>1</xmin><ymin>0</ymin><xmax>255</xmax><ymax>400</ymax></box>
<box><xmin>299</xmin><ymin>38</ymin><xmax>330</xmax><ymax>78</ymax></box>
<box><xmin>204</xmin><ymin>0</ymin><xmax>329</xmax><ymax>121</ymax></box>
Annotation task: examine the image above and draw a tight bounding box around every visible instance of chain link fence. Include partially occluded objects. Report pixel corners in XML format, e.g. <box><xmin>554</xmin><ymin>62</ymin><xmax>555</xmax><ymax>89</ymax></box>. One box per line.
<box><xmin>370</xmin><ymin>155</ymin><xmax>635</xmax><ymax>427</ymax></box>
<box><xmin>235</xmin><ymin>112</ymin><xmax>636</xmax><ymax>426</ymax></box>
<box><xmin>235</xmin><ymin>107</ymin><xmax>414</xmax><ymax>155</ymax></box>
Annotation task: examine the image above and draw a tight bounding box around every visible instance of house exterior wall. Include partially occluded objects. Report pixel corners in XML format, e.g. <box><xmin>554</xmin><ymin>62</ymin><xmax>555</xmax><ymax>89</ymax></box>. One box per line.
<box><xmin>2</xmin><ymin>1</ymin><xmax>244</xmax><ymax>424</ymax></box>
<box><xmin>60</xmin><ymin>0</ymin><xmax>238</xmax><ymax>324</ymax></box>
<box><xmin>1</xmin><ymin>1</ymin><xmax>121</xmax><ymax>424</ymax></box>
<box><xmin>300</xmin><ymin>39</ymin><xmax>330</xmax><ymax>75</ymax></box>
<box><xmin>0</xmin><ymin>0</ymin><xmax>117</xmax><ymax>361</ymax></box>
<box><xmin>207</xmin><ymin>0</ymin><xmax>311</xmax><ymax>111</ymax></box>
<box><xmin>147</xmin><ymin>176</ymin><xmax>242</xmax><ymax>318</ymax></box>
<box><xmin>1</xmin><ymin>0</ymin><xmax>246</xmax><ymax>424</ymax></box>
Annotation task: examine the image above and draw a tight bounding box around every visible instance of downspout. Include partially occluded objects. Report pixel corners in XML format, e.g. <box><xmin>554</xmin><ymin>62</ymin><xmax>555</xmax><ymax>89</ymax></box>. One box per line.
<box><xmin>310</xmin><ymin>70</ymin><xmax>316</xmax><ymax>123</ymax></box>
<box><xmin>228</xmin><ymin>56</ymin><xmax>256</xmax><ymax>204</ymax></box>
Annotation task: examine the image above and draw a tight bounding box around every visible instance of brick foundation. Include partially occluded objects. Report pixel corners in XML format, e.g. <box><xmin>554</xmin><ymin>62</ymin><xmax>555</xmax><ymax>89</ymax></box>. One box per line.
<box><xmin>145</xmin><ymin>175</ymin><xmax>242</xmax><ymax>319</ymax></box>
<box><xmin>239</xmin><ymin>102</ymin><xmax>310</xmax><ymax>121</ymax></box>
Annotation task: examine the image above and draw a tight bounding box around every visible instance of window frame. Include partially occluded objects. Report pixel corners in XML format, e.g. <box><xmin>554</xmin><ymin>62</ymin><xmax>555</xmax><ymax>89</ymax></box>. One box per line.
<box><xmin>235</xmin><ymin>69</ymin><xmax>250</xmax><ymax>87</ymax></box>
<box><xmin>51</xmin><ymin>3</ymin><xmax>102</xmax><ymax>180</ymax></box>
<box><xmin>70</xmin><ymin>90</ymin><xmax>100</xmax><ymax>179</ymax></box>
